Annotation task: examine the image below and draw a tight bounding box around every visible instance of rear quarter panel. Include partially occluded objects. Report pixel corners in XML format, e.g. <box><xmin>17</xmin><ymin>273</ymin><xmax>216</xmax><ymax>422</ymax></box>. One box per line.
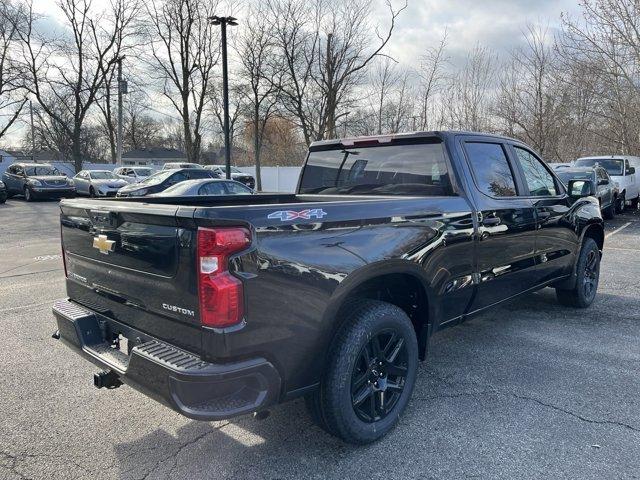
<box><xmin>197</xmin><ymin>196</ymin><xmax>476</xmax><ymax>394</ymax></box>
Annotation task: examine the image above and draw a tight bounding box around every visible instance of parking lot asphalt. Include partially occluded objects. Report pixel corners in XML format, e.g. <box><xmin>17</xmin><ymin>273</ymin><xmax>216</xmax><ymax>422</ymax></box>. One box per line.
<box><xmin>1</xmin><ymin>198</ymin><xmax>639</xmax><ymax>480</ymax></box>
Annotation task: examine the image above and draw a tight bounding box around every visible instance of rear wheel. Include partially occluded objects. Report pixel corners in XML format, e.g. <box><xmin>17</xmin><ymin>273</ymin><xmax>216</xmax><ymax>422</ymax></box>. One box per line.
<box><xmin>306</xmin><ymin>300</ymin><xmax>418</xmax><ymax>444</ymax></box>
<box><xmin>556</xmin><ymin>237</ymin><xmax>600</xmax><ymax>308</ymax></box>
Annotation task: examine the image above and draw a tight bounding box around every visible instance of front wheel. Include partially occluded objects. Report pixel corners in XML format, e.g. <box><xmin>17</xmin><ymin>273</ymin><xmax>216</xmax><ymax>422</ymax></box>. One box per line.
<box><xmin>24</xmin><ymin>187</ymin><xmax>34</xmax><ymax>202</ymax></box>
<box><xmin>615</xmin><ymin>193</ymin><xmax>625</xmax><ymax>214</ymax></box>
<box><xmin>306</xmin><ymin>300</ymin><xmax>419</xmax><ymax>444</ymax></box>
<box><xmin>556</xmin><ymin>237</ymin><xmax>600</xmax><ymax>308</ymax></box>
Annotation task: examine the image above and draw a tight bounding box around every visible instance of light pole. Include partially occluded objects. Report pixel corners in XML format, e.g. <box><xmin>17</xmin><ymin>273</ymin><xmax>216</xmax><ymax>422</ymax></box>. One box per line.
<box><xmin>209</xmin><ymin>15</ymin><xmax>238</xmax><ymax>179</ymax></box>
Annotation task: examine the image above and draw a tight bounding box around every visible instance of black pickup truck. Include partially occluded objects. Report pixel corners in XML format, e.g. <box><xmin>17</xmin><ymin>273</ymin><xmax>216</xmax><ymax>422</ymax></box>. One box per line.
<box><xmin>52</xmin><ymin>131</ymin><xmax>604</xmax><ymax>444</ymax></box>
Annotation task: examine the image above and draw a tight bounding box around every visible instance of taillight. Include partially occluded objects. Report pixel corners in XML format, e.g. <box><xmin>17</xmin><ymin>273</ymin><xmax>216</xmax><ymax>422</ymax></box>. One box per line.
<box><xmin>197</xmin><ymin>227</ymin><xmax>251</xmax><ymax>328</ymax></box>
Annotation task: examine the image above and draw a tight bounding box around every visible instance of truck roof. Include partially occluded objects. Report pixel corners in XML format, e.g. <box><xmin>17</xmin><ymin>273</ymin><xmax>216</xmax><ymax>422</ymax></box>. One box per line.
<box><xmin>309</xmin><ymin>130</ymin><xmax>521</xmax><ymax>149</ymax></box>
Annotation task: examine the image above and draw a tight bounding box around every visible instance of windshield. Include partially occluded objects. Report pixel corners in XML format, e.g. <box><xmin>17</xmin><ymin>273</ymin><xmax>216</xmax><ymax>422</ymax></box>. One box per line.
<box><xmin>133</xmin><ymin>168</ymin><xmax>152</xmax><ymax>176</ymax></box>
<box><xmin>138</xmin><ymin>170</ymin><xmax>173</xmax><ymax>186</ymax></box>
<box><xmin>215</xmin><ymin>166</ymin><xmax>241</xmax><ymax>173</ymax></box>
<box><xmin>25</xmin><ymin>165</ymin><xmax>61</xmax><ymax>176</ymax></box>
<box><xmin>556</xmin><ymin>171</ymin><xmax>592</xmax><ymax>185</ymax></box>
<box><xmin>575</xmin><ymin>158</ymin><xmax>624</xmax><ymax>176</ymax></box>
<box><xmin>298</xmin><ymin>141</ymin><xmax>453</xmax><ymax>196</ymax></box>
<box><xmin>90</xmin><ymin>171</ymin><xmax>117</xmax><ymax>179</ymax></box>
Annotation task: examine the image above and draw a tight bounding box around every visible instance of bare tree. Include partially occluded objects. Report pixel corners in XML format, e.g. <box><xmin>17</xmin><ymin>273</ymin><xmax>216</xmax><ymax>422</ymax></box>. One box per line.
<box><xmin>210</xmin><ymin>82</ymin><xmax>245</xmax><ymax>160</ymax></box>
<box><xmin>146</xmin><ymin>0</ymin><xmax>220</xmax><ymax>163</ymax></box>
<box><xmin>495</xmin><ymin>24</ymin><xmax>566</xmax><ymax>159</ymax></box>
<box><xmin>0</xmin><ymin>0</ymin><xmax>27</xmax><ymax>141</ymax></box>
<box><xmin>16</xmin><ymin>0</ymin><xmax>136</xmax><ymax>171</ymax></box>
<box><xmin>235</xmin><ymin>7</ymin><xmax>281</xmax><ymax>190</ymax></box>
<box><xmin>441</xmin><ymin>45</ymin><xmax>496</xmax><ymax>132</ymax></box>
<box><xmin>268</xmin><ymin>0</ymin><xmax>406</xmax><ymax>144</ymax></box>
<box><xmin>416</xmin><ymin>31</ymin><xmax>448</xmax><ymax>130</ymax></box>
<box><xmin>122</xmin><ymin>91</ymin><xmax>164</xmax><ymax>150</ymax></box>
<box><xmin>559</xmin><ymin>0</ymin><xmax>640</xmax><ymax>155</ymax></box>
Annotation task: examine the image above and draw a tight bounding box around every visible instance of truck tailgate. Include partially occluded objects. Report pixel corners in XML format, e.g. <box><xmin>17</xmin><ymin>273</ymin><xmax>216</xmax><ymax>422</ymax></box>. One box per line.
<box><xmin>60</xmin><ymin>201</ymin><xmax>202</xmax><ymax>354</ymax></box>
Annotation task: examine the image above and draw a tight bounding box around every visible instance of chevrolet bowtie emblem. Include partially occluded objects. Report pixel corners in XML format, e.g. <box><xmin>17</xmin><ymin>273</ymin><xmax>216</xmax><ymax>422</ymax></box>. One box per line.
<box><xmin>93</xmin><ymin>234</ymin><xmax>115</xmax><ymax>255</ymax></box>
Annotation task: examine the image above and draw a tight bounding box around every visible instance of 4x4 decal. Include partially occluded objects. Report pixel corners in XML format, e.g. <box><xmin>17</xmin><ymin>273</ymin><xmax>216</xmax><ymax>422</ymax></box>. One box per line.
<box><xmin>267</xmin><ymin>208</ymin><xmax>327</xmax><ymax>221</ymax></box>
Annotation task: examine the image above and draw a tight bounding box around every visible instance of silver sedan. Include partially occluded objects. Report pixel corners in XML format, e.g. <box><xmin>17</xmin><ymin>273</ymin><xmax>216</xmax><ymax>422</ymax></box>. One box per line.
<box><xmin>73</xmin><ymin>170</ymin><xmax>130</xmax><ymax>197</ymax></box>
<box><xmin>148</xmin><ymin>178</ymin><xmax>254</xmax><ymax>197</ymax></box>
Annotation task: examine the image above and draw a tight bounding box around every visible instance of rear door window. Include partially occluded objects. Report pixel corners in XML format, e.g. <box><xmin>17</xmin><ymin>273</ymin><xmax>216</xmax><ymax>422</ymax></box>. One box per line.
<box><xmin>464</xmin><ymin>142</ymin><xmax>517</xmax><ymax>197</ymax></box>
<box><xmin>225</xmin><ymin>182</ymin><xmax>252</xmax><ymax>195</ymax></box>
<box><xmin>198</xmin><ymin>182</ymin><xmax>227</xmax><ymax>195</ymax></box>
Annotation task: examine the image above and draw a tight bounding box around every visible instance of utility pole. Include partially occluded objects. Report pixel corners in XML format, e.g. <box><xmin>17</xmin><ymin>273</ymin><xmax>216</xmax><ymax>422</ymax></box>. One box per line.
<box><xmin>29</xmin><ymin>100</ymin><xmax>36</xmax><ymax>154</ymax></box>
<box><xmin>209</xmin><ymin>16</ymin><xmax>238</xmax><ymax>179</ymax></box>
<box><xmin>116</xmin><ymin>57</ymin><xmax>125</xmax><ymax>164</ymax></box>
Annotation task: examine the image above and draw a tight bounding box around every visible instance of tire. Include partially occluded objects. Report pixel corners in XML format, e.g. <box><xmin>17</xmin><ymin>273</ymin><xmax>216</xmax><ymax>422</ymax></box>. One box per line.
<box><xmin>556</xmin><ymin>237</ymin><xmax>600</xmax><ymax>308</ymax></box>
<box><xmin>0</xmin><ymin>194</ymin><xmax>6</xmax><ymax>204</ymax></box>
<box><xmin>24</xmin><ymin>187</ymin><xmax>34</xmax><ymax>202</ymax></box>
<box><xmin>306</xmin><ymin>300</ymin><xmax>419</xmax><ymax>444</ymax></box>
<box><xmin>89</xmin><ymin>186</ymin><xmax>96</xmax><ymax>198</ymax></box>
<box><xmin>615</xmin><ymin>193</ymin><xmax>625</xmax><ymax>214</ymax></box>
<box><xmin>631</xmin><ymin>196</ymin><xmax>639</xmax><ymax>210</ymax></box>
<box><xmin>602</xmin><ymin>201</ymin><xmax>615</xmax><ymax>220</ymax></box>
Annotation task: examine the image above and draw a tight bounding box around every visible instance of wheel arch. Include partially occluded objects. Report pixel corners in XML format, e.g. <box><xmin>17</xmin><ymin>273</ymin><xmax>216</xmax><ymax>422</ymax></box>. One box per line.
<box><xmin>322</xmin><ymin>260</ymin><xmax>435</xmax><ymax>361</ymax></box>
<box><xmin>582</xmin><ymin>221</ymin><xmax>604</xmax><ymax>253</ymax></box>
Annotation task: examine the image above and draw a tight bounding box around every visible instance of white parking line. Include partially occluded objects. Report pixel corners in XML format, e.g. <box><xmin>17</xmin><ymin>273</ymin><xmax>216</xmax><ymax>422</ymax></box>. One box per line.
<box><xmin>605</xmin><ymin>222</ymin><xmax>632</xmax><ymax>239</ymax></box>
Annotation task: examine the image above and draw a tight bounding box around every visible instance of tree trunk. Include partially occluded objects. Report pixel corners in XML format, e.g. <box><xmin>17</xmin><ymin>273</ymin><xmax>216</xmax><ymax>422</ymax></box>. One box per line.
<box><xmin>72</xmin><ymin>132</ymin><xmax>83</xmax><ymax>173</ymax></box>
<box><xmin>254</xmin><ymin>105</ymin><xmax>262</xmax><ymax>191</ymax></box>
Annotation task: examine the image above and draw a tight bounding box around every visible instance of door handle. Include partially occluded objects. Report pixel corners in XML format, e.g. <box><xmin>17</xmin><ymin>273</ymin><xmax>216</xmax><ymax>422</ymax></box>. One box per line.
<box><xmin>481</xmin><ymin>217</ymin><xmax>501</xmax><ymax>227</ymax></box>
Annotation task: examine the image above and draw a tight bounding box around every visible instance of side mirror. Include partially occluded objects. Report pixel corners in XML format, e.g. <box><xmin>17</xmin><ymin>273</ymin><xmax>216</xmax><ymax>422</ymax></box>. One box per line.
<box><xmin>568</xmin><ymin>179</ymin><xmax>596</xmax><ymax>198</ymax></box>
<box><xmin>628</xmin><ymin>166</ymin><xmax>636</xmax><ymax>175</ymax></box>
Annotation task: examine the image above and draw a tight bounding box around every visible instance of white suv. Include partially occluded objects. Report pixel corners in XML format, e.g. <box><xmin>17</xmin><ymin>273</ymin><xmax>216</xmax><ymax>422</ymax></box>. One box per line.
<box><xmin>574</xmin><ymin>156</ymin><xmax>640</xmax><ymax>211</ymax></box>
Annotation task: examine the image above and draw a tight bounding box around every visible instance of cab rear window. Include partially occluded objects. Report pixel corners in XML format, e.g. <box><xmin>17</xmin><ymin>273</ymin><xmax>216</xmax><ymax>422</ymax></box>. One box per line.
<box><xmin>299</xmin><ymin>141</ymin><xmax>453</xmax><ymax>196</ymax></box>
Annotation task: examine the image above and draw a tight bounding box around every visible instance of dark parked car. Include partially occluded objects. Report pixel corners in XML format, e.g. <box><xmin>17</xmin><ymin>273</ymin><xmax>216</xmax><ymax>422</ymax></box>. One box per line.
<box><xmin>116</xmin><ymin>168</ymin><xmax>215</xmax><ymax>197</ymax></box>
<box><xmin>0</xmin><ymin>180</ymin><xmax>7</xmax><ymax>203</ymax></box>
<box><xmin>149</xmin><ymin>178</ymin><xmax>254</xmax><ymax>197</ymax></box>
<box><xmin>53</xmin><ymin>131</ymin><xmax>604</xmax><ymax>444</ymax></box>
<box><xmin>555</xmin><ymin>167</ymin><xmax>619</xmax><ymax>219</ymax></box>
<box><xmin>204</xmin><ymin>165</ymin><xmax>255</xmax><ymax>189</ymax></box>
<box><xmin>2</xmin><ymin>163</ymin><xmax>76</xmax><ymax>201</ymax></box>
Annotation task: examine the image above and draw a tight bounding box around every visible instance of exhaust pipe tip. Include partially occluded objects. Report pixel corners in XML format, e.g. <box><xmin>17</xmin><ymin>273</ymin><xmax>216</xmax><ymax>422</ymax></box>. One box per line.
<box><xmin>93</xmin><ymin>370</ymin><xmax>123</xmax><ymax>389</ymax></box>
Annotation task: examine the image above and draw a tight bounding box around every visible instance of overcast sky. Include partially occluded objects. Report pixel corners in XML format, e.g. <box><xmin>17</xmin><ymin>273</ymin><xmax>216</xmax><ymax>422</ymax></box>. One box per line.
<box><xmin>4</xmin><ymin>0</ymin><xmax>584</xmax><ymax>145</ymax></box>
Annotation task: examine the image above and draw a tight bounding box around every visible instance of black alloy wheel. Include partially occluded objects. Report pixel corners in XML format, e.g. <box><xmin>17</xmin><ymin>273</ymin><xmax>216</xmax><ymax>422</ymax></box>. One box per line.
<box><xmin>582</xmin><ymin>248</ymin><xmax>599</xmax><ymax>302</ymax></box>
<box><xmin>351</xmin><ymin>329</ymin><xmax>408</xmax><ymax>423</ymax></box>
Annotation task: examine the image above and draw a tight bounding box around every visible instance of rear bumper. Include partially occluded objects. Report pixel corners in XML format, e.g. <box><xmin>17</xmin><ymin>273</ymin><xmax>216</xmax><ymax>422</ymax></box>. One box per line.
<box><xmin>52</xmin><ymin>299</ymin><xmax>281</xmax><ymax>420</ymax></box>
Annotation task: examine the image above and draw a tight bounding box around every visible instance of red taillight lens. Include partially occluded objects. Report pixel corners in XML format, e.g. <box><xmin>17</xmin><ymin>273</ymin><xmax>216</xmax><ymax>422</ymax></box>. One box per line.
<box><xmin>197</xmin><ymin>227</ymin><xmax>251</xmax><ymax>328</ymax></box>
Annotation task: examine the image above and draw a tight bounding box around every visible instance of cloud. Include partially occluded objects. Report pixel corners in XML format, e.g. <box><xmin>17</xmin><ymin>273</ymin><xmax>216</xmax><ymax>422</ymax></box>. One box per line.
<box><xmin>374</xmin><ymin>0</ymin><xmax>582</xmax><ymax>66</ymax></box>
